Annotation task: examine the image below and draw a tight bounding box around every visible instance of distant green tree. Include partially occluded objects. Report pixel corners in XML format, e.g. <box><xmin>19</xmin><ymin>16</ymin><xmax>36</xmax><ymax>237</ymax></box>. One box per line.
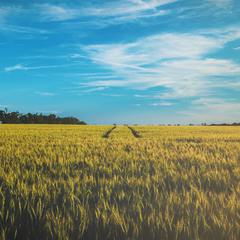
<box><xmin>0</xmin><ymin>109</ymin><xmax>86</xmax><ymax>125</ymax></box>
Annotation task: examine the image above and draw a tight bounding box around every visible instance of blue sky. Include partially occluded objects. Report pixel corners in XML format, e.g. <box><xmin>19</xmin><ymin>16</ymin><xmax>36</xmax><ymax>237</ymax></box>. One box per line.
<box><xmin>0</xmin><ymin>0</ymin><xmax>240</xmax><ymax>124</ymax></box>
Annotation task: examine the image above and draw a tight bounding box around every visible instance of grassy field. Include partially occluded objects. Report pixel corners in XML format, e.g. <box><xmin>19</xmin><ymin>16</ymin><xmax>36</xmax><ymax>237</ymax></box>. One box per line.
<box><xmin>0</xmin><ymin>125</ymin><xmax>240</xmax><ymax>240</ymax></box>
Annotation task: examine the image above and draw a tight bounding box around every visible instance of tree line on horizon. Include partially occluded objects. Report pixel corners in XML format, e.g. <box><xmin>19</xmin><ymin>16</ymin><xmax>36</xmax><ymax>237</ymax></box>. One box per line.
<box><xmin>0</xmin><ymin>109</ymin><xmax>86</xmax><ymax>125</ymax></box>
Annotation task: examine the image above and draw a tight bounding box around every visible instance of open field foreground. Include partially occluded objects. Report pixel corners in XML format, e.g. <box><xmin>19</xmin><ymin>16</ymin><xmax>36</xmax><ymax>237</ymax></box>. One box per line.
<box><xmin>0</xmin><ymin>125</ymin><xmax>240</xmax><ymax>240</ymax></box>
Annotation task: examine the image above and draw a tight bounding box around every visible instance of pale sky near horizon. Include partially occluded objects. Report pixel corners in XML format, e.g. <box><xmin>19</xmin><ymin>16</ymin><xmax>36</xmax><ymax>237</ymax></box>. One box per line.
<box><xmin>0</xmin><ymin>0</ymin><xmax>240</xmax><ymax>124</ymax></box>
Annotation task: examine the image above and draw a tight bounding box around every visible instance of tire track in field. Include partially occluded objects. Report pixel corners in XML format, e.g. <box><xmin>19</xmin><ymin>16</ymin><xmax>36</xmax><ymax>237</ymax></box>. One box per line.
<box><xmin>102</xmin><ymin>125</ymin><xmax>117</xmax><ymax>138</ymax></box>
<box><xmin>127</xmin><ymin>126</ymin><xmax>142</xmax><ymax>138</ymax></box>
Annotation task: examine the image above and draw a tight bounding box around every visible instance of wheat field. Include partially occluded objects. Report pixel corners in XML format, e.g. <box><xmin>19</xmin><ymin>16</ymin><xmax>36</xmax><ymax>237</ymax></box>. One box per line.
<box><xmin>0</xmin><ymin>125</ymin><xmax>240</xmax><ymax>240</ymax></box>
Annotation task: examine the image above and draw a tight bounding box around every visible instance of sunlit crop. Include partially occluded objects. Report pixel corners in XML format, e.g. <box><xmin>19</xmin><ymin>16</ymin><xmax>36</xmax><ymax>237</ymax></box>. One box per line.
<box><xmin>0</xmin><ymin>124</ymin><xmax>239</xmax><ymax>239</ymax></box>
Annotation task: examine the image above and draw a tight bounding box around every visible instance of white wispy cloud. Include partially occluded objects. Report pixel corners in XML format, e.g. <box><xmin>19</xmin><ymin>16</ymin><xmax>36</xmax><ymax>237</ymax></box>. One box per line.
<box><xmin>134</xmin><ymin>103</ymin><xmax>142</xmax><ymax>107</ymax></box>
<box><xmin>86</xmin><ymin>0</ymin><xmax>175</xmax><ymax>16</ymax></box>
<box><xmin>207</xmin><ymin>0</ymin><xmax>233</xmax><ymax>9</ymax></box>
<box><xmin>0</xmin><ymin>6</ymin><xmax>49</xmax><ymax>34</ymax></box>
<box><xmin>35</xmin><ymin>91</ymin><xmax>56</xmax><ymax>96</ymax></box>
<box><xmin>101</xmin><ymin>93</ymin><xmax>124</xmax><ymax>97</ymax></box>
<box><xmin>80</xmin><ymin>80</ymin><xmax>129</xmax><ymax>88</ymax></box>
<box><xmin>84</xmin><ymin>33</ymin><xmax>222</xmax><ymax>66</ymax></box>
<box><xmin>20</xmin><ymin>54</ymin><xmax>67</xmax><ymax>60</ymax></box>
<box><xmin>4</xmin><ymin>63</ymin><xmax>82</xmax><ymax>72</ymax></box>
<box><xmin>81</xmin><ymin>87</ymin><xmax>107</xmax><ymax>93</ymax></box>
<box><xmin>37</xmin><ymin>4</ymin><xmax>79</xmax><ymax>21</ymax></box>
<box><xmin>172</xmin><ymin>1</ymin><xmax>238</xmax><ymax>30</ymax></box>
<box><xmin>80</xmin><ymin>26</ymin><xmax>240</xmax><ymax>99</ymax></box>
<box><xmin>150</xmin><ymin>102</ymin><xmax>173</xmax><ymax>106</ymax></box>
<box><xmin>0</xmin><ymin>7</ymin><xmax>9</xmax><ymax>23</ymax></box>
<box><xmin>0</xmin><ymin>24</ymin><xmax>49</xmax><ymax>34</ymax></box>
<box><xmin>37</xmin><ymin>0</ymin><xmax>176</xmax><ymax>23</ymax></box>
<box><xmin>197</xmin><ymin>26</ymin><xmax>240</xmax><ymax>42</ymax></box>
<box><xmin>134</xmin><ymin>94</ymin><xmax>152</xmax><ymax>98</ymax></box>
<box><xmin>180</xmin><ymin>97</ymin><xmax>240</xmax><ymax>123</ymax></box>
<box><xmin>4</xmin><ymin>64</ymin><xmax>27</xmax><ymax>72</ymax></box>
<box><xmin>0</xmin><ymin>6</ymin><xmax>20</xmax><ymax>23</ymax></box>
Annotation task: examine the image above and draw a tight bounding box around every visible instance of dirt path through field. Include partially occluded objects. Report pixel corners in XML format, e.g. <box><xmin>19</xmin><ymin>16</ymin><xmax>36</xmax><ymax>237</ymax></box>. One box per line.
<box><xmin>103</xmin><ymin>125</ymin><xmax>142</xmax><ymax>138</ymax></box>
<box><xmin>127</xmin><ymin>126</ymin><xmax>142</xmax><ymax>138</ymax></box>
<box><xmin>102</xmin><ymin>125</ymin><xmax>116</xmax><ymax>138</ymax></box>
